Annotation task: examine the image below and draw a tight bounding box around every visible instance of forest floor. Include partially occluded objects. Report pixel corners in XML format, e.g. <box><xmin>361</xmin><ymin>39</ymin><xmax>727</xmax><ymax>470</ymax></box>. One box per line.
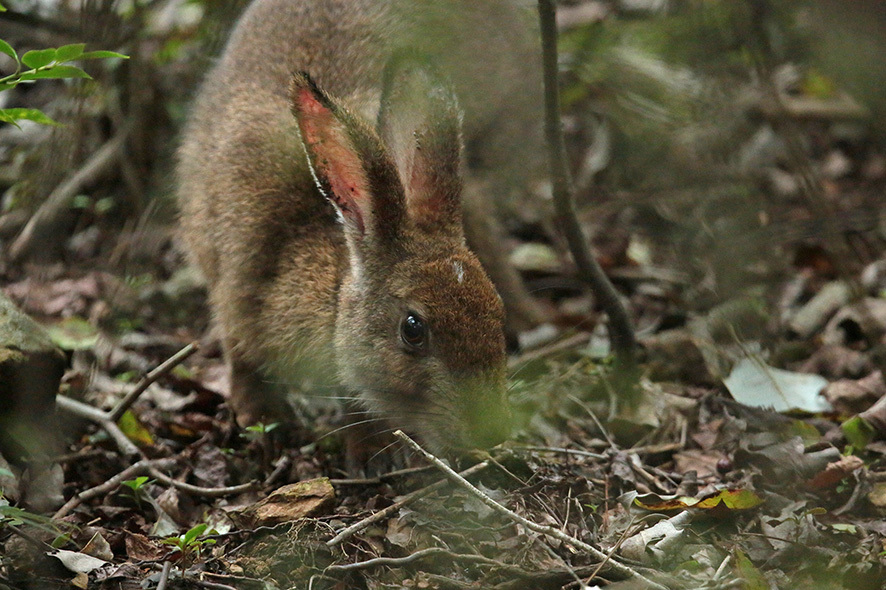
<box><xmin>1</xmin><ymin>144</ymin><xmax>885</xmax><ymax>589</ymax></box>
<box><xmin>2</xmin><ymin>4</ymin><xmax>886</xmax><ymax>585</ymax></box>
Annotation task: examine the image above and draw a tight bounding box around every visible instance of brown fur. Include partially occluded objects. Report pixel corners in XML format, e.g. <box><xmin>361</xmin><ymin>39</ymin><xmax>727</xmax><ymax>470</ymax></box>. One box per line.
<box><xmin>178</xmin><ymin>0</ymin><xmax>543</xmax><ymax>452</ymax></box>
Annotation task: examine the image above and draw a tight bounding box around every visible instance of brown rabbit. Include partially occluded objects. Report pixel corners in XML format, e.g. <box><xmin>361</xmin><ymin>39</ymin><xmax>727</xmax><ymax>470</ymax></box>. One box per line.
<box><xmin>178</xmin><ymin>0</ymin><xmax>543</xmax><ymax>452</ymax></box>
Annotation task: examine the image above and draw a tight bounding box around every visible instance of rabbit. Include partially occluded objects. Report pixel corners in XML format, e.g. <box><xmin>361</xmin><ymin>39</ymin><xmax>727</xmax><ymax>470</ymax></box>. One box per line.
<box><xmin>177</xmin><ymin>0</ymin><xmax>536</xmax><ymax>453</ymax></box>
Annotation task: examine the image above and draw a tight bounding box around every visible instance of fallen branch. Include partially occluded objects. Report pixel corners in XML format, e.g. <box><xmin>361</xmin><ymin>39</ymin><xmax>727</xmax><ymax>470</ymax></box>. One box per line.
<box><xmin>395</xmin><ymin>430</ymin><xmax>668</xmax><ymax>590</ymax></box>
<box><xmin>325</xmin><ymin>461</ymin><xmax>490</xmax><ymax>547</ymax></box>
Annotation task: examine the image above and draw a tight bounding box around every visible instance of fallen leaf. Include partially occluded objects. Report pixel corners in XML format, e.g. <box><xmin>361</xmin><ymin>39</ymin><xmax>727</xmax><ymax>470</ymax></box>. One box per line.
<box><xmin>125</xmin><ymin>532</ymin><xmax>167</xmax><ymax>561</ymax></box>
<box><xmin>117</xmin><ymin>410</ymin><xmax>155</xmax><ymax>447</ymax></box>
<box><xmin>867</xmin><ymin>482</ymin><xmax>886</xmax><ymax>509</ymax></box>
<box><xmin>50</xmin><ymin>549</ymin><xmax>108</xmax><ymax>574</ymax></box>
<box><xmin>81</xmin><ymin>531</ymin><xmax>114</xmax><ymax>561</ymax></box>
<box><xmin>724</xmin><ymin>357</ymin><xmax>831</xmax><ymax>413</ymax></box>
<box><xmin>632</xmin><ymin>488</ymin><xmax>763</xmax><ymax>515</ymax></box>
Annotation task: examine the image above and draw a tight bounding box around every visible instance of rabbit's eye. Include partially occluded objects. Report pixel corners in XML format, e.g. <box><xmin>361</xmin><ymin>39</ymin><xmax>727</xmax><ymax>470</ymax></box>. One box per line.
<box><xmin>400</xmin><ymin>312</ymin><xmax>427</xmax><ymax>351</ymax></box>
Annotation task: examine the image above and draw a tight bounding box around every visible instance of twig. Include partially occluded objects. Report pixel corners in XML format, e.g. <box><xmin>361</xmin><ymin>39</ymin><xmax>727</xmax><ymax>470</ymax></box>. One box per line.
<box><xmin>567</xmin><ymin>393</ymin><xmax>617</xmax><ymax>448</ymax></box>
<box><xmin>514</xmin><ymin>446</ymin><xmax>607</xmax><ymax>460</ymax></box>
<box><xmin>109</xmin><ymin>342</ymin><xmax>199</xmax><ymax>421</ymax></box>
<box><xmin>507</xmin><ymin>331</ymin><xmax>591</xmax><ymax>370</ymax></box>
<box><xmin>56</xmin><ymin>342</ymin><xmax>199</xmax><ymax>457</ymax></box>
<box><xmin>55</xmin><ymin>395</ymin><xmax>140</xmax><ymax>457</ymax></box>
<box><xmin>145</xmin><ymin>465</ymin><xmax>256</xmax><ymax>498</ymax></box>
<box><xmin>395</xmin><ymin>430</ymin><xmax>668</xmax><ymax>590</ymax></box>
<box><xmin>325</xmin><ymin>461</ymin><xmax>490</xmax><ymax>547</ymax></box>
<box><xmin>53</xmin><ymin>458</ymin><xmax>177</xmax><ymax>519</ymax></box>
<box><xmin>328</xmin><ymin>465</ymin><xmax>432</xmax><ymax>487</ymax></box>
<box><xmin>326</xmin><ymin>547</ymin><xmax>512</xmax><ymax>573</ymax></box>
<box><xmin>536</xmin><ymin>0</ymin><xmax>637</xmax><ymax>379</ymax></box>
<box><xmin>157</xmin><ymin>561</ymin><xmax>172</xmax><ymax>590</ymax></box>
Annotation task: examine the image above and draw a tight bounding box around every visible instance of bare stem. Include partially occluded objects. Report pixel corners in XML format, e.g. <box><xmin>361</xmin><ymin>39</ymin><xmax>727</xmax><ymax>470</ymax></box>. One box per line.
<box><xmin>536</xmin><ymin>0</ymin><xmax>637</xmax><ymax>385</ymax></box>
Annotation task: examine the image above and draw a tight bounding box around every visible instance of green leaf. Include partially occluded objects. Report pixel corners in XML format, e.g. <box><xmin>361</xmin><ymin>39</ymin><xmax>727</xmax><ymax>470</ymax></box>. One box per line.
<box><xmin>79</xmin><ymin>50</ymin><xmax>129</xmax><ymax>60</ymax></box>
<box><xmin>0</xmin><ymin>3</ymin><xmax>6</xmax><ymax>12</ymax></box>
<box><xmin>121</xmin><ymin>476</ymin><xmax>151</xmax><ymax>491</ymax></box>
<box><xmin>18</xmin><ymin>65</ymin><xmax>91</xmax><ymax>81</ymax></box>
<box><xmin>183</xmin><ymin>524</ymin><xmax>208</xmax><ymax>545</ymax></box>
<box><xmin>55</xmin><ymin>43</ymin><xmax>86</xmax><ymax>63</ymax></box>
<box><xmin>117</xmin><ymin>410</ymin><xmax>154</xmax><ymax>447</ymax></box>
<box><xmin>71</xmin><ymin>195</ymin><xmax>92</xmax><ymax>209</ymax></box>
<box><xmin>21</xmin><ymin>48</ymin><xmax>57</xmax><ymax>69</ymax></box>
<box><xmin>842</xmin><ymin>416</ymin><xmax>875</xmax><ymax>450</ymax></box>
<box><xmin>0</xmin><ymin>108</ymin><xmax>59</xmax><ymax>126</ymax></box>
<box><xmin>0</xmin><ymin>39</ymin><xmax>17</xmax><ymax>62</ymax></box>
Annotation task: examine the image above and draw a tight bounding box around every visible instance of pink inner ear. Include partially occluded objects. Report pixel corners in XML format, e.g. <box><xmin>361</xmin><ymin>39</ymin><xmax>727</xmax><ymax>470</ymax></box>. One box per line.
<box><xmin>295</xmin><ymin>87</ymin><xmax>369</xmax><ymax>235</ymax></box>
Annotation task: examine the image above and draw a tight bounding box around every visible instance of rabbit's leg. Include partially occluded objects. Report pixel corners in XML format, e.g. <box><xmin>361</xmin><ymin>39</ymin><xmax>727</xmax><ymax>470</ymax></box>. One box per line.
<box><xmin>227</xmin><ymin>353</ymin><xmax>293</xmax><ymax>427</ymax></box>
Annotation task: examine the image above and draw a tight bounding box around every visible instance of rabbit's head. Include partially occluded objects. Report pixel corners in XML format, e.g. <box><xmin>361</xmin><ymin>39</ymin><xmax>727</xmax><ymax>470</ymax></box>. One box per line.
<box><xmin>290</xmin><ymin>62</ymin><xmax>510</xmax><ymax>454</ymax></box>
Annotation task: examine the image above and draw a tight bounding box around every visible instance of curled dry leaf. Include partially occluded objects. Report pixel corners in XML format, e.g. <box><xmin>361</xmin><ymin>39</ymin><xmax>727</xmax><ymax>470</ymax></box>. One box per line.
<box><xmin>823</xmin><ymin>370</ymin><xmax>886</xmax><ymax>415</ymax></box>
<box><xmin>806</xmin><ymin>455</ymin><xmax>865</xmax><ymax>490</ymax></box>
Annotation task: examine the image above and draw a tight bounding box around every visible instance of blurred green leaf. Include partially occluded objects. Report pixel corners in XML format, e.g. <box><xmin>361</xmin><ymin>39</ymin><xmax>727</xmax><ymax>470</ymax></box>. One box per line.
<box><xmin>21</xmin><ymin>48</ymin><xmax>57</xmax><ymax>69</ymax></box>
<box><xmin>0</xmin><ymin>108</ymin><xmax>59</xmax><ymax>126</ymax></box>
<box><xmin>79</xmin><ymin>50</ymin><xmax>128</xmax><ymax>60</ymax></box>
<box><xmin>842</xmin><ymin>416</ymin><xmax>875</xmax><ymax>450</ymax></box>
<box><xmin>734</xmin><ymin>549</ymin><xmax>768</xmax><ymax>590</ymax></box>
<box><xmin>71</xmin><ymin>195</ymin><xmax>92</xmax><ymax>209</ymax></box>
<box><xmin>0</xmin><ymin>39</ymin><xmax>17</xmax><ymax>62</ymax></box>
<box><xmin>55</xmin><ymin>43</ymin><xmax>86</xmax><ymax>63</ymax></box>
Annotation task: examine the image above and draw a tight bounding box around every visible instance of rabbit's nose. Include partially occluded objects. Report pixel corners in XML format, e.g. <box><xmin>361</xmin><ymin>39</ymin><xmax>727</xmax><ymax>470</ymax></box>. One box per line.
<box><xmin>462</xmin><ymin>393</ymin><xmax>512</xmax><ymax>450</ymax></box>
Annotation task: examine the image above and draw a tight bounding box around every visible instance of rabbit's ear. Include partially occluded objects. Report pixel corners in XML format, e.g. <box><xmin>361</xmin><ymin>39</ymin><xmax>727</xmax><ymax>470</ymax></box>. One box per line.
<box><xmin>378</xmin><ymin>56</ymin><xmax>463</xmax><ymax>236</ymax></box>
<box><xmin>291</xmin><ymin>72</ymin><xmax>406</xmax><ymax>245</ymax></box>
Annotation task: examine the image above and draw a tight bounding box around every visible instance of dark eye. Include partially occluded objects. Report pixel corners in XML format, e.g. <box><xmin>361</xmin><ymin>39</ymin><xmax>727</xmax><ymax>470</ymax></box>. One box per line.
<box><xmin>400</xmin><ymin>312</ymin><xmax>427</xmax><ymax>351</ymax></box>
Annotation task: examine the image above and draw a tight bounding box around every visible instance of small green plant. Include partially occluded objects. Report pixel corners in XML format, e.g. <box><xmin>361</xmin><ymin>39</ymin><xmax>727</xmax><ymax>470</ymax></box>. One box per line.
<box><xmin>240</xmin><ymin>421</ymin><xmax>280</xmax><ymax>443</ymax></box>
<box><xmin>0</xmin><ymin>494</ymin><xmax>64</xmax><ymax>538</ymax></box>
<box><xmin>0</xmin><ymin>1</ymin><xmax>127</xmax><ymax>127</ymax></box>
<box><xmin>161</xmin><ymin>523</ymin><xmax>217</xmax><ymax>561</ymax></box>
<box><xmin>120</xmin><ymin>476</ymin><xmax>154</xmax><ymax>509</ymax></box>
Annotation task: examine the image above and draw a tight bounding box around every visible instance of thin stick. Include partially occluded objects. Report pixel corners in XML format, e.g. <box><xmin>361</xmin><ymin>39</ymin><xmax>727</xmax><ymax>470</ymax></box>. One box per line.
<box><xmin>536</xmin><ymin>0</ymin><xmax>637</xmax><ymax>382</ymax></box>
<box><xmin>325</xmin><ymin>461</ymin><xmax>490</xmax><ymax>547</ymax></box>
<box><xmin>56</xmin><ymin>342</ymin><xmax>199</xmax><ymax>458</ymax></box>
<box><xmin>53</xmin><ymin>458</ymin><xmax>177</xmax><ymax>520</ymax></box>
<box><xmin>395</xmin><ymin>430</ymin><xmax>667</xmax><ymax>590</ymax></box>
<box><xmin>327</xmin><ymin>547</ymin><xmax>512</xmax><ymax>573</ymax></box>
<box><xmin>145</xmin><ymin>466</ymin><xmax>256</xmax><ymax>498</ymax></box>
<box><xmin>157</xmin><ymin>561</ymin><xmax>172</xmax><ymax>590</ymax></box>
<box><xmin>109</xmin><ymin>342</ymin><xmax>199</xmax><ymax>421</ymax></box>
<box><xmin>55</xmin><ymin>395</ymin><xmax>140</xmax><ymax>457</ymax></box>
